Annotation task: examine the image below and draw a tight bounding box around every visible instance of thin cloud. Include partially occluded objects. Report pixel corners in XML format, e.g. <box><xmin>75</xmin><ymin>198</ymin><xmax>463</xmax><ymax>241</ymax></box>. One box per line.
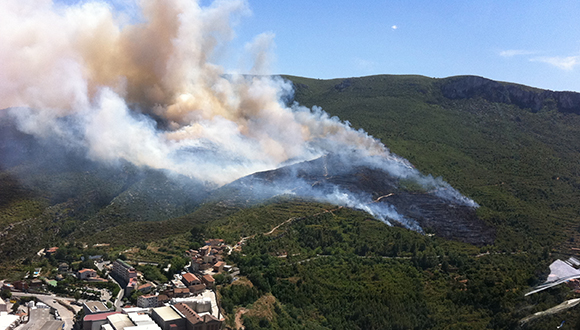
<box><xmin>391</xmin><ymin>25</ymin><xmax>398</xmax><ymax>30</ymax></box>
<box><xmin>354</xmin><ymin>58</ymin><xmax>376</xmax><ymax>71</ymax></box>
<box><xmin>499</xmin><ymin>49</ymin><xmax>536</xmax><ymax>57</ymax></box>
<box><xmin>531</xmin><ymin>55</ymin><xmax>580</xmax><ymax>71</ymax></box>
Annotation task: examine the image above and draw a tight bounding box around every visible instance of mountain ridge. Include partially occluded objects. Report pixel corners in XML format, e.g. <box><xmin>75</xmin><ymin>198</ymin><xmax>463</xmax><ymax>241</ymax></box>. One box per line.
<box><xmin>1</xmin><ymin>73</ymin><xmax>580</xmax><ymax>260</ymax></box>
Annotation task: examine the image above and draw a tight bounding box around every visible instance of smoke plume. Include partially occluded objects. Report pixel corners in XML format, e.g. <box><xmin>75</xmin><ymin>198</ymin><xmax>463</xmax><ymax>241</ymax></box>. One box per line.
<box><xmin>0</xmin><ymin>0</ymin><xmax>477</xmax><ymax>231</ymax></box>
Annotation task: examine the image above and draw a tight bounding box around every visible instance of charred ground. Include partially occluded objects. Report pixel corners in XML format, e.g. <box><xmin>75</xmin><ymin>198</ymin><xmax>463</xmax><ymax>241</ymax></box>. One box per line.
<box><xmin>224</xmin><ymin>154</ymin><xmax>495</xmax><ymax>246</ymax></box>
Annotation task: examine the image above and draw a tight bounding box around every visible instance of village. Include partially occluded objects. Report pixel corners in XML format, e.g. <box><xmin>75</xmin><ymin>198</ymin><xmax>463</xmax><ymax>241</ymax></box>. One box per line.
<box><xmin>0</xmin><ymin>238</ymin><xmax>240</xmax><ymax>330</ymax></box>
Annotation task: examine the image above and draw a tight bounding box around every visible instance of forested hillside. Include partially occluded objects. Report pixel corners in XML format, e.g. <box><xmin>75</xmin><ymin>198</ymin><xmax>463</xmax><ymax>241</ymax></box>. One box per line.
<box><xmin>2</xmin><ymin>74</ymin><xmax>580</xmax><ymax>328</ymax></box>
<box><xmin>287</xmin><ymin>74</ymin><xmax>580</xmax><ymax>253</ymax></box>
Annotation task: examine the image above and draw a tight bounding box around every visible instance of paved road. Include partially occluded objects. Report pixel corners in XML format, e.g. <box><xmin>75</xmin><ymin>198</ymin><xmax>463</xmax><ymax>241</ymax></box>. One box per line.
<box><xmin>107</xmin><ymin>275</ymin><xmax>124</xmax><ymax>311</ymax></box>
<box><xmin>17</xmin><ymin>307</ymin><xmax>51</xmax><ymax>330</ymax></box>
<box><xmin>12</xmin><ymin>292</ymin><xmax>77</xmax><ymax>330</ymax></box>
<box><xmin>95</xmin><ymin>260</ymin><xmax>110</xmax><ymax>271</ymax></box>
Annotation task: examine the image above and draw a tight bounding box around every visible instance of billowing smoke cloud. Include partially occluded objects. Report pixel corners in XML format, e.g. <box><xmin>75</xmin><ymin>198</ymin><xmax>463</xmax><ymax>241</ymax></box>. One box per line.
<box><xmin>0</xmin><ymin>0</ymin><xmax>477</xmax><ymax>231</ymax></box>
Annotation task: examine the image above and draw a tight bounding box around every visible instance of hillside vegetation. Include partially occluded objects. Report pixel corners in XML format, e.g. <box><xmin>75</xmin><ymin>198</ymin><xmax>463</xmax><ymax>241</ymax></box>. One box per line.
<box><xmin>286</xmin><ymin>74</ymin><xmax>580</xmax><ymax>252</ymax></box>
<box><xmin>2</xmin><ymin>74</ymin><xmax>580</xmax><ymax>328</ymax></box>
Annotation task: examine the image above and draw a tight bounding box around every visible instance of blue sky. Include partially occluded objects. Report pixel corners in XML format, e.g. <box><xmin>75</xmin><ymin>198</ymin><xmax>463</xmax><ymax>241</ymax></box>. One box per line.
<box><xmin>57</xmin><ymin>0</ymin><xmax>580</xmax><ymax>92</ymax></box>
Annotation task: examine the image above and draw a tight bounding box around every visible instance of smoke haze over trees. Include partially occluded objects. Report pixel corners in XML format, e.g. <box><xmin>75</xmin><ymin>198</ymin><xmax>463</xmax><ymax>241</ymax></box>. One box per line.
<box><xmin>0</xmin><ymin>0</ymin><xmax>478</xmax><ymax>229</ymax></box>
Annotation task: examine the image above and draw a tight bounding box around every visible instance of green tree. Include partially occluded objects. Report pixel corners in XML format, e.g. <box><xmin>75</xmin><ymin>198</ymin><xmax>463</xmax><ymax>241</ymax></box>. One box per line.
<box><xmin>11</xmin><ymin>302</ymin><xmax>20</xmax><ymax>313</ymax></box>
<box><xmin>0</xmin><ymin>289</ymin><xmax>11</xmax><ymax>300</ymax></box>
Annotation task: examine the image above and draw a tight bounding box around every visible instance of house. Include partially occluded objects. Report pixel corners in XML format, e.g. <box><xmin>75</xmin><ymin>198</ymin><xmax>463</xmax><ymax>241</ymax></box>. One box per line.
<box><xmin>202</xmin><ymin>255</ymin><xmax>215</xmax><ymax>264</ymax></box>
<box><xmin>29</xmin><ymin>279</ymin><xmax>43</xmax><ymax>289</ymax></box>
<box><xmin>77</xmin><ymin>268</ymin><xmax>97</xmax><ymax>280</ymax></box>
<box><xmin>137</xmin><ymin>282</ymin><xmax>155</xmax><ymax>294</ymax></box>
<box><xmin>189</xmin><ymin>284</ymin><xmax>206</xmax><ymax>295</ymax></box>
<box><xmin>184</xmin><ymin>250</ymin><xmax>198</xmax><ymax>258</ymax></box>
<box><xmin>12</xmin><ymin>281</ymin><xmax>28</xmax><ymax>291</ymax></box>
<box><xmin>173</xmin><ymin>287</ymin><xmax>190</xmax><ymax>298</ymax></box>
<box><xmin>45</xmin><ymin>247</ymin><xmax>59</xmax><ymax>256</ymax></box>
<box><xmin>125</xmin><ymin>277</ymin><xmax>138</xmax><ymax>297</ymax></box>
<box><xmin>58</xmin><ymin>263</ymin><xmax>69</xmax><ymax>273</ymax></box>
<box><xmin>190</xmin><ymin>259</ymin><xmax>202</xmax><ymax>272</ymax></box>
<box><xmin>172</xmin><ymin>279</ymin><xmax>186</xmax><ymax>289</ymax></box>
<box><xmin>201</xmin><ymin>275</ymin><xmax>215</xmax><ymax>289</ymax></box>
<box><xmin>182</xmin><ymin>273</ymin><xmax>201</xmax><ymax>287</ymax></box>
<box><xmin>137</xmin><ymin>294</ymin><xmax>159</xmax><ymax>308</ymax></box>
<box><xmin>212</xmin><ymin>261</ymin><xmax>225</xmax><ymax>273</ymax></box>
<box><xmin>199</xmin><ymin>246</ymin><xmax>211</xmax><ymax>257</ymax></box>
<box><xmin>157</xmin><ymin>294</ymin><xmax>170</xmax><ymax>305</ymax></box>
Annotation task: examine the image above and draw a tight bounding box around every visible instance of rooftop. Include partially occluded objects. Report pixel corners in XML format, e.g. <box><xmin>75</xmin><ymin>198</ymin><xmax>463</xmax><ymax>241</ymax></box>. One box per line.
<box><xmin>116</xmin><ymin>259</ymin><xmax>133</xmax><ymax>270</ymax></box>
<box><xmin>182</xmin><ymin>273</ymin><xmax>199</xmax><ymax>283</ymax></box>
<box><xmin>108</xmin><ymin>314</ymin><xmax>135</xmax><ymax>329</ymax></box>
<box><xmin>140</xmin><ymin>294</ymin><xmax>157</xmax><ymax>299</ymax></box>
<box><xmin>78</xmin><ymin>268</ymin><xmax>95</xmax><ymax>273</ymax></box>
<box><xmin>173</xmin><ymin>303</ymin><xmax>203</xmax><ymax>325</ymax></box>
<box><xmin>83</xmin><ymin>311</ymin><xmax>120</xmax><ymax>321</ymax></box>
<box><xmin>202</xmin><ymin>275</ymin><xmax>215</xmax><ymax>282</ymax></box>
<box><xmin>189</xmin><ymin>284</ymin><xmax>206</xmax><ymax>291</ymax></box>
<box><xmin>128</xmin><ymin>312</ymin><xmax>157</xmax><ymax>326</ymax></box>
<box><xmin>84</xmin><ymin>301</ymin><xmax>109</xmax><ymax>313</ymax></box>
<box><xmin>153</xmin><ymin>306</ymin><xmax>183</xmax><ymax>321</ymax></box>
<box><xmin>0</xmin><ymin>315</ymin><xmax>20</xmax><ymax>330</ymax></box>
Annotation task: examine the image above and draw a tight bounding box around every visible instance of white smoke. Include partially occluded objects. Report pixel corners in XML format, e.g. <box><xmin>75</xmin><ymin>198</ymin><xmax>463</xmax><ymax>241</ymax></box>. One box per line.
<box><xmin>0</xmin><ymin>0</ymin><xmax>477</xmax><ymax>229</ymax></box>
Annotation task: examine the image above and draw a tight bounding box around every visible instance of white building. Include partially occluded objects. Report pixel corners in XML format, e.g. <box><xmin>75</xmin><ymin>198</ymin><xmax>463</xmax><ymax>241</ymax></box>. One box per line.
<box><xmin>137</xmin><ymin>294</ymin><xmax>159</xmax><ymax>308</ymax></box>
<box><xmin>0</xmin><ymin>315</ymin><xmax>20</xmax><ymax>330</ymax></box>
<box><xmin>113</xmin><ymin>259</ymin><xmax>137</xmax><ymax>283</ymax></box>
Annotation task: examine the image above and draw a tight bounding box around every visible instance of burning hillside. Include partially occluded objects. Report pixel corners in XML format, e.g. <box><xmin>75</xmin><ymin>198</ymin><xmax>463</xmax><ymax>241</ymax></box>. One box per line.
<box><xmin>0</xmin><ymin>0</ymin><xmax>483</xmax><ymax>238</ymax></box>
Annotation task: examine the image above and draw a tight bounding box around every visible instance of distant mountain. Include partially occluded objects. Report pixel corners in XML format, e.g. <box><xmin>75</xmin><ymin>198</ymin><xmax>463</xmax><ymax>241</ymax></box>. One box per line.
<box><xmin>440</xmin><ymin>75</ymin><xmax>580</xmax><ymax>114</ymax></box>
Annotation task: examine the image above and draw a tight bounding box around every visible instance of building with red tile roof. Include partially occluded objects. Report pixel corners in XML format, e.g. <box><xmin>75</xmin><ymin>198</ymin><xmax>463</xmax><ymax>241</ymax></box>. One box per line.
<box><xmin>182</xmin><ymin>273</ymin><xmax>201</xmax><ymax>287</ymax></box>
<box><xmin>137</xmin><ymin>282</ymin><xmax>154</xmax><ymax>294</ymax></box>
<box><xmin>188</xmin><ymin>284</ymin><xmax>206</xmax><ymax>295</ymax></box>
<box><xmin>77</xmin><ymin>268</ymin><xmax>97</xmax><ymax>280</ymax></box>
<box><xmin>45</xmin><ymin>247</ymin><xmax>59</xmax><ymax>256</ymax></box>
<box><xmin>201</xmin><ymin>275</ymin><xmax>215</xmax><ymax>289</ymax></box>
<box><xmin>212</xmin><ymin>261</ymin><xmax>225</xmax><ymax>273</ymax></box>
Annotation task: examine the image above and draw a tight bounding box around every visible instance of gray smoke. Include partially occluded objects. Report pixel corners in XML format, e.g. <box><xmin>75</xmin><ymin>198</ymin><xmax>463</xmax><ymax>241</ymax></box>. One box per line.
<box><xmin>0</xmin><ymin>0</ymin><xmax>478</xmax><ymax>231</ymax></box>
